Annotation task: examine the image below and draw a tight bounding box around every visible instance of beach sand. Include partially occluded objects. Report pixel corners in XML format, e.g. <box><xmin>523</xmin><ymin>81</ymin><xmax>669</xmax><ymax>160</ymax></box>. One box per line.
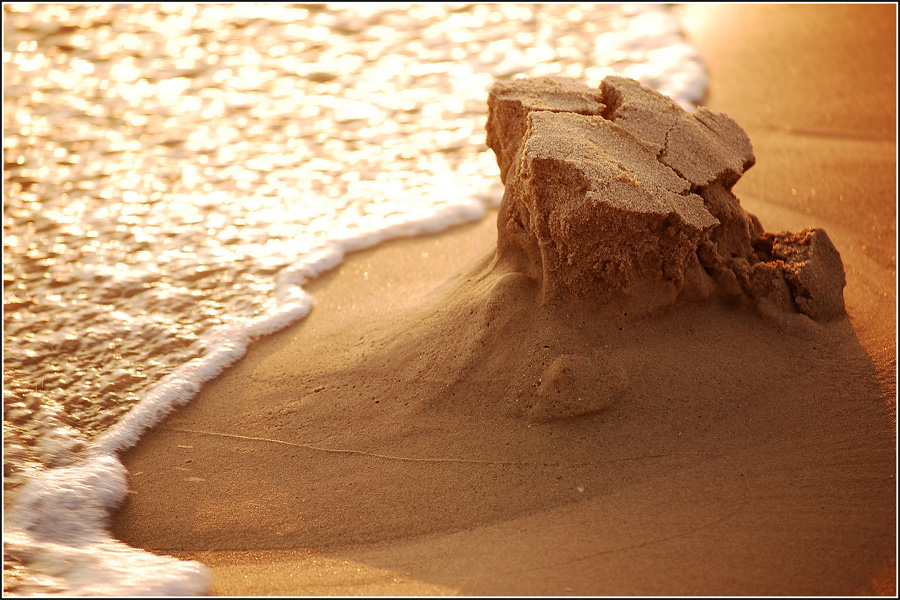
<box><xmin>111</xmin><ymin>4</ymin><xmax>897</xmax><ymax>596</ymax></box>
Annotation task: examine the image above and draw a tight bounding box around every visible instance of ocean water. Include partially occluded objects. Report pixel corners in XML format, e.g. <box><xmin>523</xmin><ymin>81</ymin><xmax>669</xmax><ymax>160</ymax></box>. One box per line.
<box><xmin>2</xmin><ymin>3</ymin><xmax>707</xmax><ymax>595</ymax></box>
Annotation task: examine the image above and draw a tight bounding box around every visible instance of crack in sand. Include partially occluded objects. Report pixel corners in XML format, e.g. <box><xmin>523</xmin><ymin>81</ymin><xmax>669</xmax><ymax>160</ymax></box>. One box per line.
<box><xmin>574</xmin><ymin>503</ymin><xmax>745</xmax><ymax>560</ymax></box>
<box><xmin>464</xmin><ymin>504</ymin><xmax>748</xmax><ymax>590</ymax></box>
<box><xmin>168</xmin><ymin>427</ymin><xmax>712</xmax><ymax>468</ymax></box>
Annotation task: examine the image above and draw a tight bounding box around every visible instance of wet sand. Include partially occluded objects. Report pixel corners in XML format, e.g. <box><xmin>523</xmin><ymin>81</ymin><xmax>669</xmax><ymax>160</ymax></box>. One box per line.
<box><xmin>111</xmin><ymin>4</ymin><xmax>896</xmax><ymax>596</ymax></box>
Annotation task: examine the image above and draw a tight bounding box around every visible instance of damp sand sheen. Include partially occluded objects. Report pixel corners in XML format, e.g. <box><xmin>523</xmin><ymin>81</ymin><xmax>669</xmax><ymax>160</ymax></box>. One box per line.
<box><xmin>112</xmin><ymin>69</ymin><xmax>894</xmax><ymax>596</ymax></box>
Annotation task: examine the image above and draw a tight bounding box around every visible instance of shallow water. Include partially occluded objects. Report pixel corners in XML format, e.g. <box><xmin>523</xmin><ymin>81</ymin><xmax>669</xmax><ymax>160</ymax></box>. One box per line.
<box><xmin>2</xmin><ymin>3</ymin><xmax>706</xmax><ymax>595</ymax></box>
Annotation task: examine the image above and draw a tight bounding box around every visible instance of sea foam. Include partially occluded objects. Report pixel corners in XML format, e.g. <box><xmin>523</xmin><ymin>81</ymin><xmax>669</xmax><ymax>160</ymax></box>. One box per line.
<box><xmin>3</xmin><ymin>194</ymin><xmax>489</xmax><ymax>596</ymax></box>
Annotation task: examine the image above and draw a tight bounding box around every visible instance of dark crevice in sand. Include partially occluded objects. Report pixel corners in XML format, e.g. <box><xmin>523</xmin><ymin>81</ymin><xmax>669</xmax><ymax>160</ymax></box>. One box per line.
<box><xmin>599</xmin><ymin>80</ymin><xmax>622</xmax><ymax>121</ymax></box>
<box><xmin>657</xmin><ymin>121</ymin><xmax>678</xmax><ymax>176</ymax></box>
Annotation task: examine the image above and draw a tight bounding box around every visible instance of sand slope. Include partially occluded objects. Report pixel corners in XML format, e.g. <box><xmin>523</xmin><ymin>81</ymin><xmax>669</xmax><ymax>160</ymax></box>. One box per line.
<box><xmin>112</xmin><ymin>4</ymin><xmax>896</xmax><ymax>596</ymax></box>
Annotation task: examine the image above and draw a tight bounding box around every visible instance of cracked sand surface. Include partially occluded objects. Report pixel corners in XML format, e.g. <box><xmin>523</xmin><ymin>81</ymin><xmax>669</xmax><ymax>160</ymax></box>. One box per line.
<box><xmin>487</xmin><ymin>75</ymin><xmax>846</xmax><ymax>320</ymax></box>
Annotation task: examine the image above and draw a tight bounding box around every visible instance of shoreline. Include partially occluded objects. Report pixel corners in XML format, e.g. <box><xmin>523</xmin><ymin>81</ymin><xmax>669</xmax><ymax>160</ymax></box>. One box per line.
<box><xmin>111</xmin><ymin>4</ymin><xmax>896</xmax><ymax>596</ymax></box>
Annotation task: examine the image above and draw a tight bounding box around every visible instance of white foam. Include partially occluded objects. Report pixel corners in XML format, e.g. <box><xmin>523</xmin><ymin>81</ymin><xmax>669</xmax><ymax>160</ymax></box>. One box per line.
<box><xmin>5</xmin><ymin>193</ymin><xmax>491</xmax><ymax>597</ymax></box>
<box><xmin>4</xmin><ymin>454</ymin><xmax>210</xmax><ymax>596</ymax></box>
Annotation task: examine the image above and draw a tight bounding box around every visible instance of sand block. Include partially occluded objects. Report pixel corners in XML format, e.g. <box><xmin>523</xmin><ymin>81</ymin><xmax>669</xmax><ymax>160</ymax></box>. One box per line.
<box><xmin>487</xmin><ymin>75</ymin><xmax>847</xmax><ymax>320</ymax></box>
<box><xmin>753</xmin><ymin>228</ymin><xmax>847</xmax><ymax>320</ymax></box>
<box><xmin>486</xmin><ymin>76</ymin><xmax>607</xmax><ymax>183</ymax></box>
<box><xmin>504</xmin><ymin>110</ymin><xmax>719</xmax><ymax>299</ymax></box>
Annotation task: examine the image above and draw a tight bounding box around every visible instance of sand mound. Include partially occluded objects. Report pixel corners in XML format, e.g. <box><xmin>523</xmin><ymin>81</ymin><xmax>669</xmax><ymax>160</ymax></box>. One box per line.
<box><xmin>488</xmin><ymin>76</ymin><xmax>846</xmax><ymax>320</ymax></box>
<box><xmin>387</xmin><ymin>75</ymin><xmax>852</xmax><ymax>422</ymax></box>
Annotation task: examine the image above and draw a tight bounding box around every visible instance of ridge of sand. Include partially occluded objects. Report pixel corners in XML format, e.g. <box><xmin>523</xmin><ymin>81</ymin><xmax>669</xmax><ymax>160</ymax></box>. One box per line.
<box><xmin>112</xmin><ymin>4</ymin><xmax>896</xmax><ymax>596</ymax></box>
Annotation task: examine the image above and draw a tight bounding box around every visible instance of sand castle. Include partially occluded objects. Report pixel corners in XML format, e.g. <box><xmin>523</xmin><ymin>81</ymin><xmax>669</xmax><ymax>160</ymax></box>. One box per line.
<box><xmin>486</xmin><ymin>75</ymin><xmax>847</xmax><ymax>320</ymax></box>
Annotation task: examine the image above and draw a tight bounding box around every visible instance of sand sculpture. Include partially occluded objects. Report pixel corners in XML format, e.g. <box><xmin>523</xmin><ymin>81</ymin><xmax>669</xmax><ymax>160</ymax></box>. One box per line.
<box><xmin>486</xmin><ymin>75</ymin><xmax>846</xmax><ymax>320</ymax></box>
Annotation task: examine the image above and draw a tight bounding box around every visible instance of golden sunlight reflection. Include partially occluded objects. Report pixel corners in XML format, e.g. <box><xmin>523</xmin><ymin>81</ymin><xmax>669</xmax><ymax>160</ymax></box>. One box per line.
<box><xmin>198</xmin><ymin>551</ymin><xmax>461</xmax><ymax>596</ymax></box>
